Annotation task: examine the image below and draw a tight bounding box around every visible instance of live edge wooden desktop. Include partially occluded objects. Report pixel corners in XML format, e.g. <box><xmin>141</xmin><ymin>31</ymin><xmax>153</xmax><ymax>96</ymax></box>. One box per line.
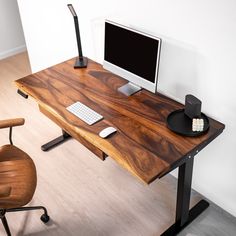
<box><xmin>15</xmin><ymin>58</ymin><xmax>225</xmax><ymax>235</ymax></box>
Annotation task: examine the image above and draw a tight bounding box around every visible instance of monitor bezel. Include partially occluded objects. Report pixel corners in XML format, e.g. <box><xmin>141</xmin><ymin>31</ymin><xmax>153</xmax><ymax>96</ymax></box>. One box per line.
<box><xmin>103</xmin><ymin>20</ymin><xmax>162</xmax><ymax>94</ymax></box>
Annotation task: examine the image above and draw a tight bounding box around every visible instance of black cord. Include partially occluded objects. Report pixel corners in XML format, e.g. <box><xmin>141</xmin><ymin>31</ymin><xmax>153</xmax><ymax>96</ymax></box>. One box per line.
<box><xmin>9</xmin><ymin>127</ymin><xmax>13</xmax><ymax>145</ymax></box>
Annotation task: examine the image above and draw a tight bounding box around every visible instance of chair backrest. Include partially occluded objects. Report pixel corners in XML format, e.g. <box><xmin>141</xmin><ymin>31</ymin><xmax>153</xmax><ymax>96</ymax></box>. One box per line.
<box><xmin>0</xmin><ymin>145</ymin><xmax>37</xmax><ymax>209</ymax></box>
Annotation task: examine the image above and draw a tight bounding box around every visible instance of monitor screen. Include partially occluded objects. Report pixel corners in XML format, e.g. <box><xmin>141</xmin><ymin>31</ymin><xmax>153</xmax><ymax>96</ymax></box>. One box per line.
<box><xmin>103</xmin><ymin>20</ymin><xmax>161</xmax><ymax>94</ymax></box>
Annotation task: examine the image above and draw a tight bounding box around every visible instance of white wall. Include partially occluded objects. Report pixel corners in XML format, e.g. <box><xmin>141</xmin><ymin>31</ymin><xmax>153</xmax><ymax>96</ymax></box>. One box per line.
<box><xmin>0</xmin><ymin>0</ymin><xmax>26</xmax><ymax>59</ymax></box>
<box><xmin>17</xmin><ymin>0</ymin><xmax>236</xmax><ymax>216</ymax></box>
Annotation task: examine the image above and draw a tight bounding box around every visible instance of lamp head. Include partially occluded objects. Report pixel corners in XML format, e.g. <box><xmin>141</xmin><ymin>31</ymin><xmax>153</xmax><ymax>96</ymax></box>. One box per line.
<box><xmin>67</xmin><ymin>4</ymin><xmax>77</xmax><ymax>17</ymax></box>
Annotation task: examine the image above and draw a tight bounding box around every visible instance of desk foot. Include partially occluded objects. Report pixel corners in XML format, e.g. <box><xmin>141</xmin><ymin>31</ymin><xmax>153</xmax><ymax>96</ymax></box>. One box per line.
<box><xmin>161</xmin><ymin>199</ymin><xmax>209</xmax><ymax>236</ymax></box>
<box><xmin>41</xmin><ymin>130</ymin><xmax>71</xmax><ymax>151</ymax></box>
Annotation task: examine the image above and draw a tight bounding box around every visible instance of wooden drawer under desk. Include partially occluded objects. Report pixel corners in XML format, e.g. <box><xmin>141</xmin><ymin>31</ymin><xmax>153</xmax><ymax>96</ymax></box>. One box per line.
<box><xmin>38</xmin><ymin>105</ymin><xmax>107</xmax><ymax>161</ymax></box>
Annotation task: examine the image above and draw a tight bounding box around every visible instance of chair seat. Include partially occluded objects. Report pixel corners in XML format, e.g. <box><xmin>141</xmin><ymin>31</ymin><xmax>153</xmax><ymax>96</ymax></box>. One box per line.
<box><xmin>0</xmin><ymin>145</ymin><xmax>37</xmax><ymax>209</ymax></box>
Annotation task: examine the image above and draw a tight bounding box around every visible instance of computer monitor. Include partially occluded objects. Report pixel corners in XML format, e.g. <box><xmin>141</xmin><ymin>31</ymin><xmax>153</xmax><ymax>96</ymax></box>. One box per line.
<box><xmin>103</xmin><ymin>20</ymin><xmax>161</xmax><ymax>96</ymax></box>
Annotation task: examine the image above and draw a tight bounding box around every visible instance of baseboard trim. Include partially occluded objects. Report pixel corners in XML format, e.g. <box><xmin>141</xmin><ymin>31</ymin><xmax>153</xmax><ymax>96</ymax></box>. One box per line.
<box><xmin>0</xmin><ymin>45</ymin><xmax>27</xmax><ymax>60</ymax></box>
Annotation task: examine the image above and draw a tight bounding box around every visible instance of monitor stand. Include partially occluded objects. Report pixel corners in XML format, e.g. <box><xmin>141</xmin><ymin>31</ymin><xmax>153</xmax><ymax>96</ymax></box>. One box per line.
<box><xmin>118</xmin><ymin>82</ymin><xmax>141</xmax><ymax>96</ymax></box>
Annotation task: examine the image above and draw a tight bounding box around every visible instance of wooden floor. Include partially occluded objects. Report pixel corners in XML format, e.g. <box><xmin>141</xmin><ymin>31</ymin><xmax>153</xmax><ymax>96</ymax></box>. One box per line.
<box><xmin>0</xmin><ymin>52</ymin><xmax>235</xmax><ymax>236</ymax></box>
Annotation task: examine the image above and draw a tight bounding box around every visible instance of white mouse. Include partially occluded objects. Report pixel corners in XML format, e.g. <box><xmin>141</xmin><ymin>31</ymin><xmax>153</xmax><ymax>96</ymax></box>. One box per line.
<box><xmin>99</xmin><ymin>127</ymin><xmax>117</xmax><ymax>138</ymax></box>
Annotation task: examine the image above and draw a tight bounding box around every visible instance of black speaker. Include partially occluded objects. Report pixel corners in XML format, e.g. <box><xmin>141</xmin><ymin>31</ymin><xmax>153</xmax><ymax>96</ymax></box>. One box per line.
<box><xmin>184</xmin><ymin>94</ymin><xmax>202</xmax><ymax>119</ymax></box>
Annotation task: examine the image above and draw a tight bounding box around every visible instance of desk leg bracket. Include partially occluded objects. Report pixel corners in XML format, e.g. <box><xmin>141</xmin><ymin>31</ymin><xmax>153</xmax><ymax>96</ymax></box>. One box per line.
<box><xmin>161</xmin><ymin>158</ymin><xmax>209</xmax><ymax>236</ymax></box>
<box><xmin>41</xmin><ymin>130</ymin><xmax>71</xmax><ymax>151</ymax></box>
<box><xmin>17</xmin><ymin>89</ymin><xmax>28</xmax><ymax>99</ymax></box>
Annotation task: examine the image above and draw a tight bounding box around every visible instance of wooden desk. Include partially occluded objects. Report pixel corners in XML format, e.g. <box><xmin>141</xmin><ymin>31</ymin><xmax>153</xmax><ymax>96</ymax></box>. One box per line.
<box><xmin>15</xmin><ymin>58</ymin><xmax>225</xmax><ymax>235</ymax></box>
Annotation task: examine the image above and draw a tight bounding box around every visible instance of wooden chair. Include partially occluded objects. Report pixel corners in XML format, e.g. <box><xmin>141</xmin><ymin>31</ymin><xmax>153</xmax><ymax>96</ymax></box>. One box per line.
<box><xmin>0</xmin><ymin>118</ymin><xmax>49</xmax><ymax>236</ymax></box>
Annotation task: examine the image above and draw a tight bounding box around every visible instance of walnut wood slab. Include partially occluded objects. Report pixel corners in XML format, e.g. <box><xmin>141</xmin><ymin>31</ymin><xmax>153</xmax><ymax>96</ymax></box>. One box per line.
<box><xmin>15</xmin><ymin>58</ymin><xmax>225</xmax><ymax>184</ymax></box>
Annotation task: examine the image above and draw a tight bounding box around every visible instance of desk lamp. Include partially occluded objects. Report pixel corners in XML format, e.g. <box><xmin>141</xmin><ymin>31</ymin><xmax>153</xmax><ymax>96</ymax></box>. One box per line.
<box><xmin>67</xmin><ymin>4</ymin><xmax>87</xmax><ymax>68</ymax></box>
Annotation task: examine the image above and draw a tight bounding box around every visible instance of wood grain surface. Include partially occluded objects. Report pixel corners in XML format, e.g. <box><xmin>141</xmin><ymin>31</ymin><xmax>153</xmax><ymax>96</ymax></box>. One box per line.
<box><xmin>15</xmin><ymin>58</ymin><xmax>225</xmax><ymax>184</ymax></box>
<box><xmin>0</xmin><ymin>144</ymin><xmax>37</xmax><ymax>209</ymax></box>
<box><xmin>0</xmin><ymin>118</ymin><xmax>25</xmax><ymax>129</ymax></box>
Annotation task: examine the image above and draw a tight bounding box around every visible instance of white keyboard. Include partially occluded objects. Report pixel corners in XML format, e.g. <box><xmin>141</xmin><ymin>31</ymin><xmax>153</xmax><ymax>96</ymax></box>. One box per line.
<box><xmin>66</xmin><ymin>101</ymin><xmax>103</xmax><ymax>125</ymax></box>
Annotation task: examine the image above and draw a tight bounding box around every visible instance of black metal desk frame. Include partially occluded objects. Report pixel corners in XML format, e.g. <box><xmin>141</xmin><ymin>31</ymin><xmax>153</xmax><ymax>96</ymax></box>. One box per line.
<box><xmin>17</xmin><ymin>88</ymin><xmax>222</xmax><ymax>236</ymax></box>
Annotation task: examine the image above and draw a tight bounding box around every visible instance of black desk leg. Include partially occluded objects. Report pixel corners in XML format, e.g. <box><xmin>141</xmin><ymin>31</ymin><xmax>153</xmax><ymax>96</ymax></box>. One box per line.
<box><xmin>161</xmin><ymin>157</ymin><xmax>209</xmax><ymax>236</ymax></box>
<box><xmin>41</xmin><ymin>130</ymin><xmax>71</xmax><ymax>151</ymax></box>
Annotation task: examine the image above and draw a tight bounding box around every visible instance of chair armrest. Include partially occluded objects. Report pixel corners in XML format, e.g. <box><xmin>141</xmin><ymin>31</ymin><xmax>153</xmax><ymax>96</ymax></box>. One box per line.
<box><xmin>0</xmin><ymin>186</ymin><xmax>12</xmax><ymax>198</ymax></box>
<box><xmin>0</xmin><ymin>118</ymin><xmax>25</xmax><ymax>129</ymax></box>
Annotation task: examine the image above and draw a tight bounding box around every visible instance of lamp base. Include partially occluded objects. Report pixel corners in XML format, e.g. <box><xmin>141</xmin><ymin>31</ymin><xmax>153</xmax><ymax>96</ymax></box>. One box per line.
<box><xmin>74</xmin><ymin>57</ymin><xmax>88</xmax><ymax>68</ymax></box>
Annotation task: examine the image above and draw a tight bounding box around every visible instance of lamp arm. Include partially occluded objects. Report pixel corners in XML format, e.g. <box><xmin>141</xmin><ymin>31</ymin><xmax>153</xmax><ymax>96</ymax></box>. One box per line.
<box><xmin>67</xmin><ymin>4</ymin><xmax>87</xmax><ymax>68</ymax></box>
<box><xmin>73</xmin><ymin>16</ymin><xmax>83</xmax><ymax>58</ymax></box>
